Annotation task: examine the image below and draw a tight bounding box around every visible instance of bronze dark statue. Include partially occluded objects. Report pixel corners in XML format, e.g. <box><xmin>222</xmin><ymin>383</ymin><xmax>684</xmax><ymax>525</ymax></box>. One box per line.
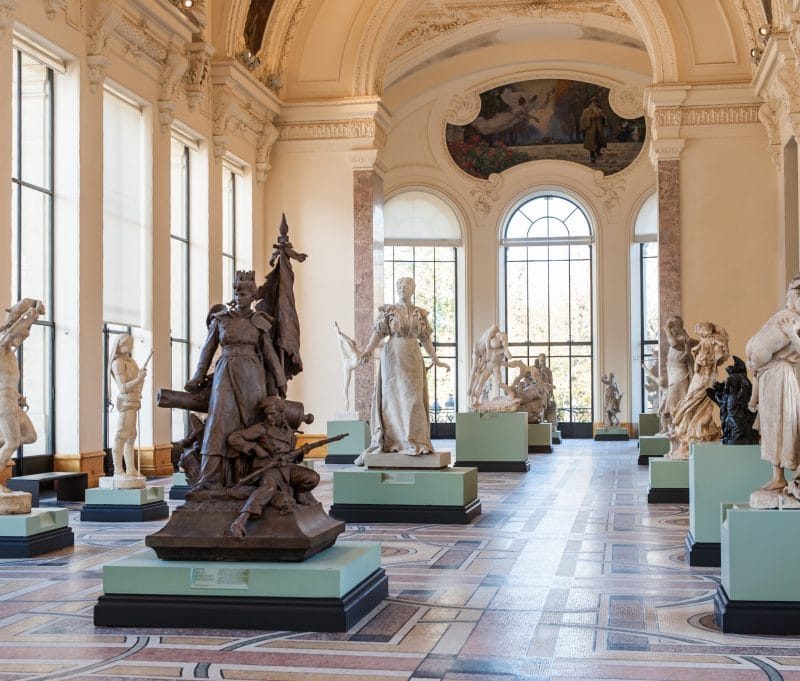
<box><xmin>706</xmin><ymin>355</ymin><xmax>760</xmax><ymax>445</ymax></box>
<box><xmin>148</xmin><ymin>219</ymin><xmax>346</xmax><ymax>562</ymax></box>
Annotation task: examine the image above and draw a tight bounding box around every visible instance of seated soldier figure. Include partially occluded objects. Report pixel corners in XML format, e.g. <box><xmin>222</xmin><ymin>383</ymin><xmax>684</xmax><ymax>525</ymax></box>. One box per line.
<box><xmin>226</xmin><ymin>396</ymin><xmax>320</xmax><ymax>539</ymax></box>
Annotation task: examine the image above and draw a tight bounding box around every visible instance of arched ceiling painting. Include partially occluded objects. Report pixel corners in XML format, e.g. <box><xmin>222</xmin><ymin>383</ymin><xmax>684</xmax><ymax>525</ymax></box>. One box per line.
<box><xmin>244</xmin><ymin>0</ymin><xmax>277</xmax><ymax>56</ymax></box>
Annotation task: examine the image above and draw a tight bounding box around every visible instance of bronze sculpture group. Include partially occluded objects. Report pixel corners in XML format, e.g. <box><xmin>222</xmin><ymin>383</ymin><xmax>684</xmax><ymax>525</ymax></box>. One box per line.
<box><xmin>149</xmin><ymin>216</ymin><xmax>345</xmax><ymax>561</ymax></box>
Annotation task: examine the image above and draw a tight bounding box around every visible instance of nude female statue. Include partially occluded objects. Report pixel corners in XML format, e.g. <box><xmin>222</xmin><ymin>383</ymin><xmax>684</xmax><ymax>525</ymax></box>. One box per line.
<box><xmin>746</xmin><ymin>275</ymin><xmax>800</xmax><ymax>493</ymax></box>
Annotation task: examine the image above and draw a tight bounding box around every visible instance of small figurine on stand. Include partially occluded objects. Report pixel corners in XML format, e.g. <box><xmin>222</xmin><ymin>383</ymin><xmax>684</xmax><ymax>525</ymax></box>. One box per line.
<box><xmin>601</xmin><ymin>372</ymin><xmax>623</xmax><ymax>426</ymax></box>
<box><xmin>706</xmin><ymin>356</ymin><xmax>759</xmax><ymax>445</ymax></box>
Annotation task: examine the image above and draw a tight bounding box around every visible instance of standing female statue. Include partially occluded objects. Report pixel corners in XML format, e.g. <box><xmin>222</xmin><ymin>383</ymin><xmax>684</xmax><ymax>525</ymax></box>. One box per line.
<box><xmin>668</xmin><ymin>321</ymin><xmax>730</xmax><ymax>459</ymax></box>
<box><xmin>186</xmin><ymin>270</ymin><xmax>287</xmax><ymax>490</ymax></box>
<box><xmin>746</xmin><ymin>275</ymin><xmax>800</xmax><ymax>499</ymax></box>
<box><xmin>108</xmin><ymin>333</ymin><xmax>149</xmax><ymax>482</ymax></box>
<box><xmin>355</xmin><ymin>277</ymin><xmax>450</xmax><ymax>464</ymax></box>
<box><xmin>658</xmin><ymin>317</ymin><xmax>697</xmax><ymax>435</ymax></box>
<box><xmin>600</xmin><ymin>372</ymin><xmax>622</xmax><ymax>426</ymax></box>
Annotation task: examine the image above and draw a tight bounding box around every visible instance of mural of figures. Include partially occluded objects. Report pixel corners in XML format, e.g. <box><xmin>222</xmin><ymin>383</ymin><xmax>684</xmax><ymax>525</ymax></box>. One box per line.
<box><xmin>446</xmin><ymin>79</ymin><xmax>646</xmax><ymax>179</ymax></box>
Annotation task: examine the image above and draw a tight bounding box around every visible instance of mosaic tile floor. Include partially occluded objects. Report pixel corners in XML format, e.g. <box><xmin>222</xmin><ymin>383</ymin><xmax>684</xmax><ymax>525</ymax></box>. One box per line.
<box><xmin>1</xmin><ymin>439</ymin><xmax>799</xmax><ymax>681</ymax></box>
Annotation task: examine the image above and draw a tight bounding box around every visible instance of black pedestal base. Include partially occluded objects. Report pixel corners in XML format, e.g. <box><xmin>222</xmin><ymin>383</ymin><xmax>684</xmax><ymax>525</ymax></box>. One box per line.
<box><xmin>528</xmin><ymin>445</ymin><xmax>553</xmax><ymax>454</ymax></box>
<box><xmin>647</xmin><ymin>487</ymin><xmax>689</xmax><ymax>503</ymax></box>
<box><xmin>81</xmin><ymin>501</ymin><xmax>170</xmax><ymax>522</ymax></box>
<box><xmin>685</xmin><ymin>531</ymin><xmax>720</xmax><ymax>567</ymax></box>
<box><xmin>594</xmin><ymin>434</ymin><xmax>630</xmax><ymax>441</ymax></box>
<box><xmin>714</xmin><ymin>585</ymin><xmax>800</xmax><ymax>634</ymax></box>
<box><xmin>330</xmin><ymin>497</ymin><xmax>481</xmax><ymax>524</ymax></box>
<box><xmin>325</xmin><ymin>454</ymin><xmax>358</xmax><ymax>465</ymax></box>
<box><xmin>637</xmin><ymin>453</ymin><xmax>663</xmax><ymax>466</ymax></box>
<box><xmin>452</xmin><ymin>460</ymin><xmax>530</xmax><ymax>472</ymax></box>
<box><xmin>169</xmin><ymin>485</ymin><xmax>190</xmax><ymax>501</ymax></box>
<box><xmin>95</xmin><ymin>568</ymin><xmax>388</xmax><ymax>632</ymax></box>
<box><xmin>0</xmin><ymin>527</ymin><xmax>74</xmax><ymax>558</ymax></box>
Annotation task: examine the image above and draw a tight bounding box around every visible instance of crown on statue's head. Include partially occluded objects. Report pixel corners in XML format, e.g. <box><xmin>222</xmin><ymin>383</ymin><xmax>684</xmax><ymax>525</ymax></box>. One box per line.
<box><xmin>233</xmin><ymin>270</ymin><xmax>257</xmax><ymax>291</ymax></box>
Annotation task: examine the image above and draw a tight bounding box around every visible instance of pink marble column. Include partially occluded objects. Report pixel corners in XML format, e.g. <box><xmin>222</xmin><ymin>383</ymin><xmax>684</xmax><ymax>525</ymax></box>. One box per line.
<box><xmin>353</xmin><ymin>170</ymin><xmax>384</xmax><ymax>421</ymax></box>
<box><xmin>658</xmin><ymin>159</ymin><xmax>681</xmax><ymax>375</ymax></box>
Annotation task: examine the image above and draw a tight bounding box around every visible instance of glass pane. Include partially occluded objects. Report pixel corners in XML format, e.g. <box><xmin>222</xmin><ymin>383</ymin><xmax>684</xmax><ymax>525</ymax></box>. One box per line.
<box><xmin>412</xmin><ymin>260</ymin><xmax>434</xmax><ymax>320</ymax></box>
<box><xmin>506</xmin><ymin>261</ymin><xmax>527</xmax><ymax>342</ymax></box>
<box><xmin>547</xmin><ymin>217</ymin><xmax>568</xmax><ymax>240</ymax></box>
<box><xmin>547</xmin><ymin>196</ymin><xmax>577</xmax><ymax>222</ymax></box>
<box><xmin>550</xmin><ymin>354</ymin><xmax>571</xmax><ymax>422</ymax></box>
<box><xmin>19</xmin><ymin>53</ymin><xmax>51</xmax><ymax>190</ymax></box>
<box><xmin>505</xmin><ymin>210</ymin><xmax>531</xmax><ymax>239</ymax></box>
<box><xmin>565</xmin><ymin>209</ymin><xmax>591</xmax><ymax>237</ymax></box>
<box><xmin>10</xmin><ymin>183</ymin><xmax>18</xmax><ymax>298</ymax></box>
<box><xmin>171</xmin><ymin>239</ymin><xmax>188</xmax><ymax>338</ymax></box>
<box><xmin>222</xmin><ymin>172</ymin><xmax>234</xmax><ymax>255</ymax></box>
<box><xmin>171</xmin><ymin>342</ymin><xmax>189</xmax><ymax>441</ymax></box>
<box><xmin>529</xmin><ymin>217</ymin><xmax>548</xmax><ymax>239</ymax></box>
<box><xmin>428</xmin><ymin>349</ymin><xmax>456</xmax><ymax>424</ymax></box>
<box><xmin>528</xmin><ymin>261</ymin><xmax>548</xmax><ymax>343</ymax></box>
<box><xmin>20</xmin><ymin>323</ymin><xmax>52</xmax><ymax>456</ymax></box>
<box><xmin>519</xmin><ymin>197</ymin><xmax>546</xmax><ymax>225</ymax></box>
<box><xmin>570</xmin><ymin>259</ymin><xmax>592</xmax><ymax>342</ymax></box>
<box><xmin>643</xmin><ymin>249</ymin><xmax>659</xmax><ymax>341</ymax></box>
<box><xmin>222</xmin><ymin>254</ymin><xmax>235</xmax><ymax>301</ymax></box>
<box><xmin>548</xmin><ymin>260</ymin><xmax>570</xmax><ymax>342</ymax></box>
<box><xmin>170</xmin><ymin>140</ymin><xmax>189</xmax><ymax>239</ymax></box>
<box><xmin>11</xmin><ymin>50</ymin><xmax>17</xmax><ymax>178</ymax></box>
<box><xmin>384</xmin><ymin>190</ymin><xmax>461</xmax><ymax>242</ymax></box>
<box><xmin>434</xmin><ymin>259</ymin><xmax>456</xmax><ymax>344</ymax></box>
<box><xmin>19</xmin><ymin>186</ymin><xmax>52</xmax><ymax>313</ymax></box>
<box><xmin>571</xmin><ymin>355</ymin><xmax>593</xmax><ymax>422</ymax></box>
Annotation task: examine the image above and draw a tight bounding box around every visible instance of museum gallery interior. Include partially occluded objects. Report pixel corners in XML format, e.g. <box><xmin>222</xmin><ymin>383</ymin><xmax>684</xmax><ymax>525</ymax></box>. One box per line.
<box><xmin>6</xmin><ymin>0</ymin><xmax>800</xmax><ymax>679</ymax></box>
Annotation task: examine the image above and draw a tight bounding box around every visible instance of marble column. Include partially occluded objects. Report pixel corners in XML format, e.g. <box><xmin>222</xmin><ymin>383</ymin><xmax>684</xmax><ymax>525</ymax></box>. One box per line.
<box><xmin>658</xmin><ymin>159</ymin><xmax>681</xmax><ymax>375</ymax></box>
<box><xmin>353</xmin><ymin>169</ymin><xmax>384</xmax><ymax>421</ymax></box>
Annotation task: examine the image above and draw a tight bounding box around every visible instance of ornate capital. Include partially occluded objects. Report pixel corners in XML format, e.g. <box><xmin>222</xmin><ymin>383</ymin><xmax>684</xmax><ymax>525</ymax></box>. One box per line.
<box><xmin>212</xmin><ymin>135</ymin><xmax>228</xmax><ymax>162</ymax></box>
<box><xmin>256</xmin><ymin>118</ymin><xmax>279</xmax><ymax>184</ymax></box>
<box><xmin>184</xmin><ymin>39</ymin><xmax>215</xmax><ymax>112</ymax></box>
<box><xmin>159</xmin><ymin>42</ymin><xmax>188</xmax><ymax>102</ymax></box>
<box><xmin>44</xmin><ymin>0</ymin><xmax>67</xmax><ymax>20</ymax></box>
<box><xmin>649</xmin><ymin>138</ymin><xmax>686</xmax><ymax>164</ymax></box>
<box><xmin>86</xmin><ymin>54</ymin><xmax>110</xmax><ymax>94</ymax></box>
<box><xmin>87</xmin><ymin>0</ymin><xmax>123</xmax><ymax>56</ymax></box>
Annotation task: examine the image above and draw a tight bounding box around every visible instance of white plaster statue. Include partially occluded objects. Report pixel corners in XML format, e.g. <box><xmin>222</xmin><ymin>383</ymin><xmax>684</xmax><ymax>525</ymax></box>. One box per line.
<box><xmin>468</xmin><ymin>324</ymin><xmax>518</xmax><ymax>411</ymax></box>
<box><xmin>601</xmin><ymin>372</ymin><xmax>623</xmax><ymax>427</ymax></box>
<box><xmin>667</xmin><ymin>322</ymin><xmax>729</xmax><ymax>460</ymax></box>
<box><xmin>534</xmin><ymin>353</ymin><xmax>557</xmax><ymax>426</ymax></box>
<box><xmin>354</xmin><ymin>277</ymin><xmax>450</xmax><ymax>465</ymax></box>
<box><xmin>334</xmin><ymin>321</ymin><xmax>360</xmax><ymax>416</ymax></box>
<box><xmin>509</xmin><ymin>364</ymin><xmax>548</xmax><ymax>424</ymax></box>
<box><xmin>658</xmin><ymin>316</ymin><xmax>697</xmax><ymax>435</ymax></box>
<box><xmin>107</xmin><ymin>334</ymin><xmax>150</xmax><ymax>486</ymax></box>
<box><xmin>0</xmin><ymin>299</ymin><xmax>44</xmax><ymax>513</ymax></box>
<box><xmin>642</xmin><ymin>349</ymin><xmax>663</xmax><ymax>414</ymax></box>
<box><xmin>746</xmin><ymin>275</ymin><xmax>800</xmax><ymax>506</ymax></box>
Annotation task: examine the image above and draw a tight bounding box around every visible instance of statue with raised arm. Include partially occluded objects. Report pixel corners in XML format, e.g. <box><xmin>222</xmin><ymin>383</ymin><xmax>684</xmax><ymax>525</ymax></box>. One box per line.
<box><xmin>468</xmin><ymin>324</ymin><xmax>519</xmax><ymax>412</ymax></box>
<box><xmin>354</xmin><ymin>277</ymin><xmax>450</xmax><ymax>465</ymax></box>
<box><xmin>601</xmin><ymin>372</ymin><xmax>623</xmax><ymax>427</ymax></box>
<box><xmin>334</xmin><ymin>321</ymin><xmax>360</xmax><ymax>415</ymax></box>
<box><xmin>659</xmin><ymin>316</ymin><xmax>697</xmax><ymax>435</ymax></box>
<box><xmin>107</xmin><ymin>334</ymin><xmax>150</xmax><ymax>486</ymax></box>
<box><xmin>0</xmin><ymin>299</ymin><xmax>44</xmax><ymax>512</ymax></box>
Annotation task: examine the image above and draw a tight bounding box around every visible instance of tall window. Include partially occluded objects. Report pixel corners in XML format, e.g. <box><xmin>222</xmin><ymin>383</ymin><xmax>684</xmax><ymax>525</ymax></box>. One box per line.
<box><xmin>11</xmin><ymin>48</ymin><xmax>55</xmax><ymax>463</ymax></box>
<box><xmin>170</xmin><ymin>139</ymin><xmax>191</xmax><ymax>440</ymax></box>
<box><xmin>384</xmin><ymin>191</ymin><xmax>462</xmax><ymax>438</ymax></box>
<box><xmin>222</xmin><ymin>168</ymin><xmax>239</xmax><ymax>296</ymax></box>
<box><xmin>503</xmin><ymin>194</ymin><xmax>594</xmax><ymax>435</ymax></box>
<box><xmin>633</xmin><ymin>193</ymin><xmax>659</xmax><ymax>413</ymax></box>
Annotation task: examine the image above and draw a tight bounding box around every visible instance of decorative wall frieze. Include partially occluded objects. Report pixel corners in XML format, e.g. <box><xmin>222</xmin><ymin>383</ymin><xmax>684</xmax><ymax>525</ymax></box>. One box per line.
<box><xmin>277</xmin><ymin>119</ymin><xmax>386</xmax><ymax>144</ymax></box>
<box><xmin>652</xmin><ymin>104</ymin><xmax>762</xmax><ymax>127</ymax></box>
<box><xmin>183</xmin><ymin>39</ymin><xmax>215</xmax><ymax>112</ymax></box>
<box><xmin>469</xmin><ymin>173</ymin><xmax>502</xmax><ymax>215</ymax></box>
<box><xmin>44</xmin><ymin>0</ymin><xmax>68</xmax><ymax>20</ymax></box>
<box><xmin>115</xmin><ymin>16</ymin><xmax>168</xmax><ymax>63</ymax></box>
<box><xmin>594</xmin><ymin>174</ymin><xmax>627</xmax><ymax>212</ymax></box>
<box><xmin>0</xmin><ymin>0</ymin><xmax>16</xmax><ymax>35</ymax></box>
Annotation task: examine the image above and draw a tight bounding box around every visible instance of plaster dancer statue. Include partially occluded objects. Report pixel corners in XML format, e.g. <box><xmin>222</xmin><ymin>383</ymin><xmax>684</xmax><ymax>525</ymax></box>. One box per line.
<box><xmin>468</xmin><ymin>324</ymin><xmax>514</xmax><ymax>409</ymax></box>
<box><xmin>658</xmin><ymin>317</ymin><xmax>697</xmax><ymax>435</ymax></box>
<box><xmin>667</xmin><ymin>322</ymin><xmax>730</xmax><ymax>460</ymax></box>
<box><xmin>334</xmin><ymin>322</ymin><xmax>360</xmax><ymax>415</ymax></box>
<box><xmin>355</xmin><ymin>277</ymin><xmax>450</xmax><ymax>465</ymax></box>
<box><xmin>108</xmin><ymin>334</ymin><xmax>150</xmax><ymax>480</ymax></box>
<box><xmin>534</xmin><ymin>353</ymin><xmax>557</xmax><ymax>426</ymax></box>
<box><xmin>0</xmin><ymin>299</ymin><xmax>44</xmax><ymax>493</ymax></box>
<box><xmin>746</xmin><ymin>275</ymin><xmax>800</xmax><ymax>497</ymax></box>
<box><xmin>601</xmin><ymin>372</ymin><xmax>623</xmax><ymax>427</ymax></box>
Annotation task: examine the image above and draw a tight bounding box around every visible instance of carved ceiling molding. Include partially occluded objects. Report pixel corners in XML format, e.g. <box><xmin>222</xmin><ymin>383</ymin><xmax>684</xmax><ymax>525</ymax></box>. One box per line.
<box><xmin>253</xmin><ymin>0</ymin><xmax>313</xmax><ymax>95</ymax></box>
<box><xmin>394</xmin><ymin>0</ymin><xmax>633</xmax><ymax>58</ymax></box>
<box><xmin>0</xmin><ymin>0</ymin><xmax>16</xmax><ymax>35</ymax></box>
<box><xmin>652</xmin><ymin>104</ymin><xmax>762</xmax><ymax>128</ymax></box>
<box><xmin>158</xmin><ymin>41</ymin><xmax>189</xmax><ymax>133</ymax></box>
<box><xmin>183</xmin><ymin>39</ymin><xmax>215</xmax><ymax>112</ymax></box>
<box><xmin>469</xmin><ymin>173</ymin><xmax>503</xmax><ymax>215</ymax></box>
<box><xmin>615</xmin><ymin>0</ymin><xmax>677</xmax><ymax>82</ymax></box>
<box><xmin>44</xmin><ymin>0</ymin><xmax>68</xmax><ymax>21</ymax></box>
<box><xmin>609</xmin><ymin>85</ymin><xmax>645</xmax><ymax>119</ymax></box>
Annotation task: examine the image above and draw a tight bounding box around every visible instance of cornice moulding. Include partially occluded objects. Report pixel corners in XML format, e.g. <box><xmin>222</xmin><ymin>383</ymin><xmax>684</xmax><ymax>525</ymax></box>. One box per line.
<box><xmin>210</xmin><ymin>59</ymin><xmax>281</xmax><ymax>118</ymax></box>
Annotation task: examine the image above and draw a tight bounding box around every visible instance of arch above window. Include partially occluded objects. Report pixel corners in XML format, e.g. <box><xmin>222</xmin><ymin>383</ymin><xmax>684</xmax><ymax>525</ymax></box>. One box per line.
<box><xmin>634</xmin><ymin>192</ymin><xmax>658</xmax><ymax>243</ymax></box>
<box><xmin>384</xmin><ymin>190</ymin><xmax>462</xmax><ymax>245</ymax></box>
<box><xmin>503</xmin><ymin>195</ymin><xmax>592</xmax><ymax>244</ymax></box>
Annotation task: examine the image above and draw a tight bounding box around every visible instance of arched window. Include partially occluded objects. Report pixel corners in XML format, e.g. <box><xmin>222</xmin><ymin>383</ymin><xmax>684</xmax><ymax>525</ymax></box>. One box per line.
<box><xmin>502</xmin><ymin>194</ymin><xmax>594</xmax><ymax>435</ymax></box>
<box><xmin>632</xmin><ymin>193</ymin><xmax>659</xmax><ymax>414</ymax></box>
<box><xmin>384</xmin><ymin>190</ymin><xmax>462</xmax><ymax>438</ymax></box>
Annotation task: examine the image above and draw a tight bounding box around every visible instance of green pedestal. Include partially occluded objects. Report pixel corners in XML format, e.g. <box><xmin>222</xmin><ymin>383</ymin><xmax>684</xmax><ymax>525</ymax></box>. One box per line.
<box><xmin>637</xmin><ymin>436</ymin><xmax>670</xmax><ymax>464</ymax></box>
<box><xmin>82</xmin><ymin>486</ymin><xmax>170</xmax><ymax>522</ymax></box>
<box><xmin>528</xmin><ymin>423</ymin><xmax>553</xmax><ymax>453</ymax></box>
<box><xmin>638</xmin><ymin>413</ymin><xmax>660</xmax><ymax>437</ymax></box>
<box><xmin>715</xmin><ymin>504</ymin><xmax>800</xmax><ymax>633</ymax></box>
<box><xmin>686</xmin><ymin>444</ymin><xmax>769</xmax><ymax>566</ymax></box>
<box><xmin>170</xmin><ymin>472</ymin><xmax>190</xmax><ymax>501</ymax></box>
<box><xmin>648</xmin><ymin>458</ymin><xmax>689</xmax><ymax>503</ymax></box>
<box><xmin>330</xmin><ymin>468</ymin><xmax>481</xmax><ymax>524</ymax></box>
<box><xmin>0</xmin><ymin>508</ymin><xmax>73</xmax><ymax>558</ymax></box>
<box><xmin>95</xmin><ymin>542</ymin><xmax>388</xmax><ymax>632</ymax></box>
<box><xmin>326</xmin><ymin>420</ymin><xmax>370</xmax><ymax>464</ymax></box>
<box><xmin>454</xmin><ymin>412</ymin><xmax>528</xmax><ymax>471</ymax></box>
<box><xmin>595</xmin><ymin>426</ymin><xmax>630</xmax><ymax>441</ymax></box>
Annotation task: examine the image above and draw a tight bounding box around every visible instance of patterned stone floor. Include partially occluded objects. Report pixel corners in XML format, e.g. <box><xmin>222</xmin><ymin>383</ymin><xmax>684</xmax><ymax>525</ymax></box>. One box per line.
<box><xmin>0</xmin><ymin>439</ymin><xmax>799</xmax><ymax>680</ymax></box>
